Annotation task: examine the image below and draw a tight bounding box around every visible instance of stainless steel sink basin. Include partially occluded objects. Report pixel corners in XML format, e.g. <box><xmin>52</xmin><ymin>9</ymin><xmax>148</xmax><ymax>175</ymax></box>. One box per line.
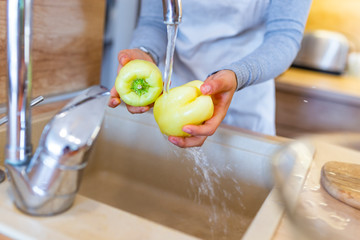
<box><xmin>79</xmin><ymin>106</ymin><xmax>282</xmax><ymax>240</ymax></box>
<box><xmin>0</xmin><ymin>105</ymin><xmax>284</xmax><ymax>240</ymax></box>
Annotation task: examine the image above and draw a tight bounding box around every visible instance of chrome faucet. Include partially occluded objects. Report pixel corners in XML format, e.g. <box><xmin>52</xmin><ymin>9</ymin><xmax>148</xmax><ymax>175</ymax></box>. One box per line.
<box><xmin>5</xmin><ymin>0</ymin><xmax>109</xmax><ymax>216</ymax></box>
<box><xmin>162</xmin><ymin>0</ymin><xmax>182</xmax><ymax>24</ymax></box>
<box><xmin>161</xmin><ymin>0</ymin><xmax>182</xmax><ymax>92</ymax></box>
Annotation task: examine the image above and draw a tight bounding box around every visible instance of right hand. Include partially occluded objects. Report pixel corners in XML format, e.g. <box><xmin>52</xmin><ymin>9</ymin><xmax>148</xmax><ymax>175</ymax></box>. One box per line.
<box><xmin>167</xmin><ymin>70</ymin><xmax>237</xmax><ymax>148</ymax></box>
<box><xmin>108</xmin><ymin>48</ymin><xmax>156</xmax><ymax>113</ymax></box>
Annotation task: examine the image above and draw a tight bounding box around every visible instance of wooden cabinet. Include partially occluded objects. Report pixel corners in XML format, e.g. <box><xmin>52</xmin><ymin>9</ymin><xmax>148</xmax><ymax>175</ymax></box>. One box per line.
<box><xmin>0</xmin><ymin>0</ymin><xmax>106</xmax><ymax>104</ymax></box>
<box><xmin>276</xmin><ymin>0</ymin><xmax>360</xmax><ymax>138</ymax></box>
<box><xmin>275</xmin><ymin>68</ymin><xmax>360</xmax><ymax>138</ymax></box>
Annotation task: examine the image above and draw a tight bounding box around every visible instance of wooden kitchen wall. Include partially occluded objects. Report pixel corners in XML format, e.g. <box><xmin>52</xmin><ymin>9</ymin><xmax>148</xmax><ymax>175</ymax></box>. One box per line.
<box><xmin>305</xmin><ymin>0</ymin><xmax>360</xmax><ymax>50</ymax></box>
<box><xmin>0</xmin><ymin>0</ymin><xmax>105</xmax><ymax>104</ymax></box>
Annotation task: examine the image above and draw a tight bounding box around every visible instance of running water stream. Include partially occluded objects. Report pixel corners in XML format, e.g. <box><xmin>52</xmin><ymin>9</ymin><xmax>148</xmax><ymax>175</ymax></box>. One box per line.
<box><xmin>177</xmin><ymin>146</ymin><xmax>248</xmax><ymax>240</ymax></box>
<box><xmin>162</xmin><ymin>23</ymin><xmax>248</xmax><ymax>239</ymax></box>
<box><xmin>163</xmin><ymin>24</ymin><xmax>179</xmax><ymax>93</ymax></box>
<box><xmin>162</xmin><ymin>23</ymin><xmax>247</xmax><ymax>239</ymax></box>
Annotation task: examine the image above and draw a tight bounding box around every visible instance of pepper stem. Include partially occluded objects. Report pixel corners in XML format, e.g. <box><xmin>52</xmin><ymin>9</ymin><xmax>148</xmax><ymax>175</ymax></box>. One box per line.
<box><xmin>131</xmin><ymin>78</ymin><xmax>150</xmax><ymax>96</ymax></box>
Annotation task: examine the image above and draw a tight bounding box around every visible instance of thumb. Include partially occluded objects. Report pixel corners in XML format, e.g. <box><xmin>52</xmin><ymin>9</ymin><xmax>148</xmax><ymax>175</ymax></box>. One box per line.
<box><xmin>118</xmin><ymin>52</ymin><xmax>131</xmax><ymax>67</ymax></box>
<box><xmin>200</xmin><ymin>70</ymin><xmax>237</xmax><ymax>95</ymax></box>
<box><xmin>200</xmin><ymin>73</ymin><xmax>226</xmax><ymax>95</ymax></box>
<box><xmin>118</xmin><ymin>50</ymin><xmax>132</xmax><ymax>67</ymax></box>
<box><xmin>117</xmin><ymin>53</ymin><xmax>131</xmax><ymax>74</ymax></box>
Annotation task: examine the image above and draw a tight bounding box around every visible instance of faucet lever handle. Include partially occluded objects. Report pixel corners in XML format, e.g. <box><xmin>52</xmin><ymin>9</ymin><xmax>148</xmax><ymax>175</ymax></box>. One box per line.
<box><xmin>0</xmin><ymin>96</ymin><xmax>44</xmax><ymax>126</ymax></box>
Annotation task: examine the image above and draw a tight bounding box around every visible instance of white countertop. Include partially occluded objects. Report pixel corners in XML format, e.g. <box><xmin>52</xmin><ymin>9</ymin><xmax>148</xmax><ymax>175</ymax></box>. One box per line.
<box><xmin>0</xmin><ymin>181</ymin><xmax>198</xmax><ymax>240</ymax></box>
<box><xmin>273</xmin><ymin>136</ymin><xmax>360</xmax><ymax>239</ymax></box>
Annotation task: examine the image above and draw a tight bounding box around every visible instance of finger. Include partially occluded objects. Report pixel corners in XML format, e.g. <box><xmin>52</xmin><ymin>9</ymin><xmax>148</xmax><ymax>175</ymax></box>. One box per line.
<box><xmin>201</xmin><ymin>75</ymin><xmax>228</xmax><ymax>95</ymax></box>
<box><xmin>182</xmin><ymin>91</ymin><xmax>230</xmax><ymax>137</ymax></box>
<box><xmin>168</xmin><ymin>135</ymin><xmax>207</xmax><ymax>148</ymax></box>
<box><xmin>110</xmin><ymin>86</ymin><xmax>119</xmax><ymax>98</ymax></box>
<box><xmin>126</xmin><ymin>104</ymin><xmax>150</xmax><ymax>114</ymax></box>
<box><xmin>117</xmin><ymin>64</ymin><xmax>122</xmax><ymax>74</ymax></box>
<box><xmin>117</xmin><ymin>52</ymin><xmax>132</xmax><ymax>67</ymax></box>
<box><xmin>108</xmin><ymin>87</ymin><xmax>121</xmax><ymax>108</ymax></box>
<box><xmin>182</xmin><ymin>115</ymin><xmax>222</xmax><ymax>137</ymax></box>
<box><xmin>117</xmin><ymin>51</ymin><xmax>131</xmax><ymax>74</ymax></box>
<box><xmin>109</xmin><ymin>98</ymin><xmax>121</xmax><ymax>108</ymax></box>
<box><xmin>201</xmin><ymin>70</ymin><xmax>236</xmax><ymax>95</ymax></box>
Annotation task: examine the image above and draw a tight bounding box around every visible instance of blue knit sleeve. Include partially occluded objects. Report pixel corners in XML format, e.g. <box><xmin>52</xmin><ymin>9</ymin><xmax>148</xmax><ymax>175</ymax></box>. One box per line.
<box><xmin>220</xmin><ymin>0</ymin><xmax>312</xmax><ymax>91</ymax></box>
<box><xmin>128</xmin><ymin>0</ymin><xmax>167</xmax><ymax>65</ymax></box>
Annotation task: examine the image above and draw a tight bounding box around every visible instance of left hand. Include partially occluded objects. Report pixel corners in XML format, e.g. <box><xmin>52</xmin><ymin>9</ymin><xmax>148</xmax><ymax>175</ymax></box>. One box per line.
<box><xmin>108</xmin><ymin>48</ymin><xmax>156</xmax><ymax>113</ymax></box>
<box><xmin>168</xmin><ymin>70</ymin><xmax>237</xmax><ymax>148</ymax></box>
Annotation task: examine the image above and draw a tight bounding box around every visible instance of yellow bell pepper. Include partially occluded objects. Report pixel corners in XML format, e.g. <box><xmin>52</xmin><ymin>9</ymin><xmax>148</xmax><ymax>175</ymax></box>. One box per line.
<box><xmin>115</xmin><ymin>59</ymin><xmax>163</xmax><ymax>107</ymax></box>
<box><xmin>153</xmin><ymin>80</ymin><xmax>214</xmax><ymax>137</ymax></box>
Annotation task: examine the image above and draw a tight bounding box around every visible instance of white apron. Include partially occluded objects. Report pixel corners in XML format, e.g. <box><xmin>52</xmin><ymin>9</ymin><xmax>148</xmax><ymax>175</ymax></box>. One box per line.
<box><xmin>159</xmin><ymin>0</ymin><xmax>275</xmax><ymax>135</ymax></box>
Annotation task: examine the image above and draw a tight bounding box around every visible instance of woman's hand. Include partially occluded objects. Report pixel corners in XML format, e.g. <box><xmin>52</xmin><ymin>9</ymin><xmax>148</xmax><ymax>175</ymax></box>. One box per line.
<box><xmin>108</xmin><ymin>48</ymin><xmax>155</xmax><ymax>113</ymax></box>
<box><xmin>168</xmin><ymin>70</ymin><xmax>237</xmax><ymax>148</ymax></box>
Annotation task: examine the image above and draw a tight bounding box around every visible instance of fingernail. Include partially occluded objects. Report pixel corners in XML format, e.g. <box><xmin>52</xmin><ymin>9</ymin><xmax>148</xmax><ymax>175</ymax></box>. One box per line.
<box><xmin>112</xmin><ymin>99</ymin><xmax>119</xmax><ymax>106</ymax></box>
<box><xmin>140</xmin><ymin>107</ymin><xmax>148</xmax><ymax>113</ymax></box>
<box><xmin>183</xmin><ymin>127</ymin><xmax>192</xmax><ymax>134</ymax></box>
<box><xmin>169</xmin><ymin>137</ymin><xmax>178</xmax><ymax>145</ymax></box>
<box><xmin>119</xmin><ymin>56</ymin><xmax>124</xmax><ymax>64</ymax></box>
<box><xmin>202</xmin><ymin>85</ymin><xmax>211</xmax><ymax>94</ymax></box>
<box><xmin>119</xmin><ymin>56</ymin><xmax>128</xmax><ymax>65</ymax></box>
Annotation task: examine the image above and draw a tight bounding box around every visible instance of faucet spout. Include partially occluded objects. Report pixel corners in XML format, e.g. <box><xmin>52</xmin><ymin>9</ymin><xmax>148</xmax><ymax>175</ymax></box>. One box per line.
<box><xmin>162</xmin><ymin>0</ymin><xmax>182</xmax><ymax>25</ymax></box>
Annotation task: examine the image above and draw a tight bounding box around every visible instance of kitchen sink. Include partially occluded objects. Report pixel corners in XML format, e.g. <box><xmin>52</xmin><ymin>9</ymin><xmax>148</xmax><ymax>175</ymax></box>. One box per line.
<box><xmin>79</xmin><ymin>106</ymin><xmax>282</xmax><ymax>240</ymax></box>
<box><xmin>0</xmin><ymin>105</ymin><xmax>285</xmax><ymax>240</ymax></box>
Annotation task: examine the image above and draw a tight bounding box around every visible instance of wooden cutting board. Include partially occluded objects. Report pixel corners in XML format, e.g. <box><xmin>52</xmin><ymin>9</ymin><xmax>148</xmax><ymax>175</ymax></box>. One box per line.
<box><xmin>321</xmin><ymin>161</ymin><xmax>360</xmax><ymax>209</ymax></box>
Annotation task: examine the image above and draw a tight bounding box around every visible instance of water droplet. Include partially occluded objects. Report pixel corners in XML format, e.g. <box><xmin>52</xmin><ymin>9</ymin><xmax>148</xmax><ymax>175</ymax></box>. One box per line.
<box><xmin>319</xmin><ymin>202</ymin><xmax>328</xmax><ymax>207</ymax></box>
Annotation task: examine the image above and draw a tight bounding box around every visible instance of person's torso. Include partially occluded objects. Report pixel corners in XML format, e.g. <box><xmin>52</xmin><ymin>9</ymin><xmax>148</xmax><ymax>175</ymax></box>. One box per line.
<box><xmin>167</xmin><ymin>0</ymin><xmax>270</xmax><ymax>84</ymax></box>
<box><xmin>159</xmin><ymin>0</ymin><xmax>275</xmax><ymax>134</ymax></box>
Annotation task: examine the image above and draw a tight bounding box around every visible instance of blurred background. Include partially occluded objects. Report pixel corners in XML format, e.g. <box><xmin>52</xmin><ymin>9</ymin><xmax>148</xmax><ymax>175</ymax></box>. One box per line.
<box><xmin>0</xmin><ymin>1</ymin><xmax>360</xmax><ymax>239</ymax></box>
<box><xmin>100</xmin><ymin>0</ymin><xmax>360</xmax><ymax>139</ymax></box>
<box><xmin>1</xmin><ymin>0</ymin><xmax>360</xmax><ymax>139</ymax></box>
